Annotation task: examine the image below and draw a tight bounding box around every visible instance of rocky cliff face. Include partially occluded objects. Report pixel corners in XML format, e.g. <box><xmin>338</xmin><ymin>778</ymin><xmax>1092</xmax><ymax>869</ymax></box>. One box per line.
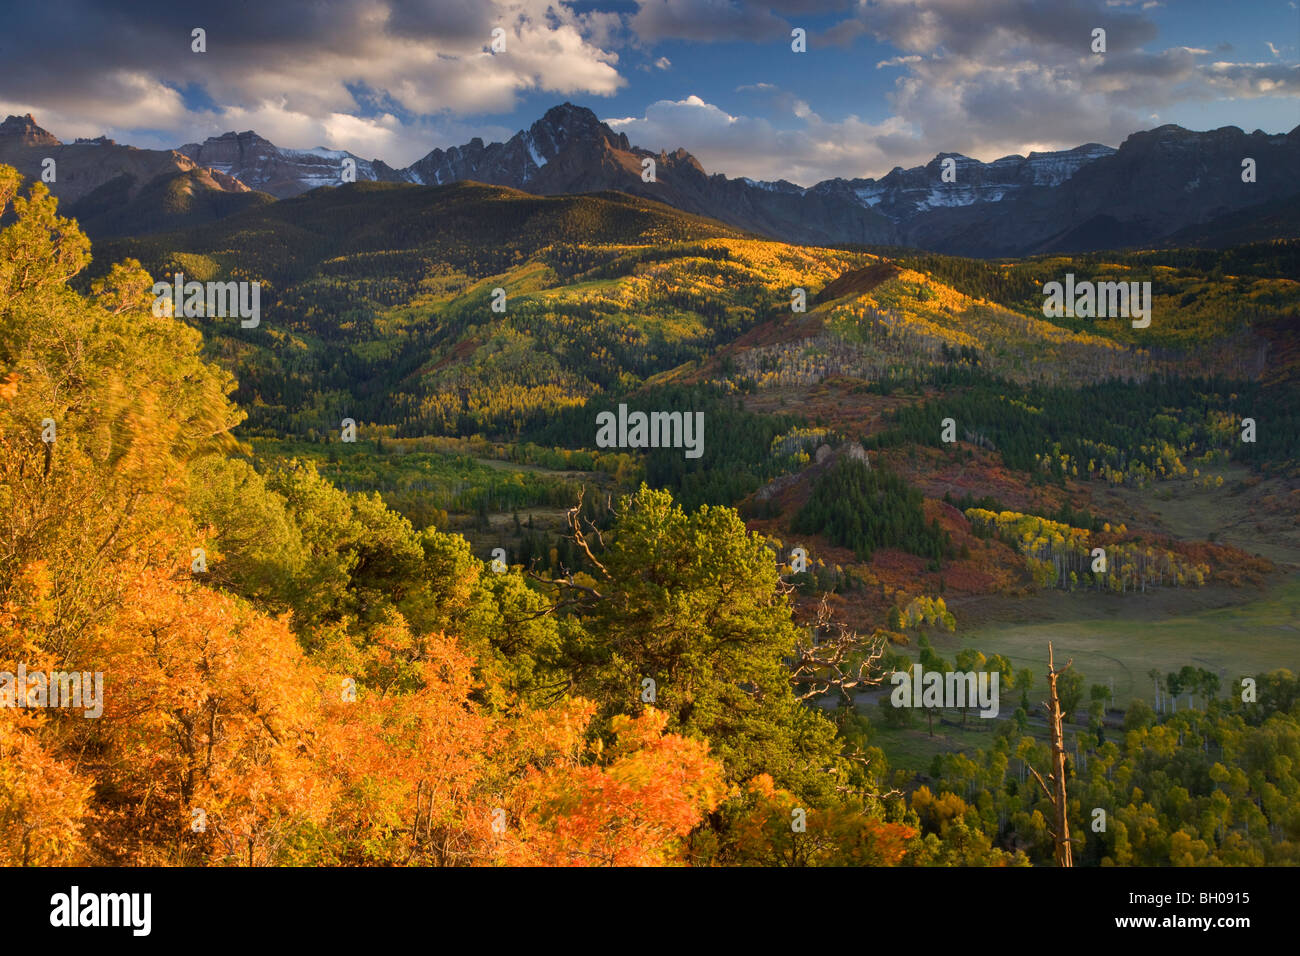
<box><xmin>391</xmin><ymin>104</ymin><xmax>896</xmax><ymax>245</ymax></box>
<box><xmin>178</xmin><ymin>130</ymin><xmax>385</xmax><ymax>198</ymax></box>
<box><xmin>399</xmin><ymin>103</ymin><xmax>632</xmax><ymax>189</ymax></box>
<box><xmin>817</xmin><ymin>143</ymin><xmax>1117</xmax><ymax>223</ymax></box>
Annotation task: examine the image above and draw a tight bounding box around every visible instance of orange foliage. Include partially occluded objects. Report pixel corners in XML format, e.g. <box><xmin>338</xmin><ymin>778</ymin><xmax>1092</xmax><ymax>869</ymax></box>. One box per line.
<box><xmin>497</xmin><ymin>707</ymin><xmax>725</xmax><ymax>866</ymax></box>
<box><xmin>719</xmin><ymin>773</ymin><xmax>915</xmax><ymax>867</ymax></box>
<box><xmin>88</xmin><ymin>566</ymin><xmax>331</xmax><ymax>865</ymax></box>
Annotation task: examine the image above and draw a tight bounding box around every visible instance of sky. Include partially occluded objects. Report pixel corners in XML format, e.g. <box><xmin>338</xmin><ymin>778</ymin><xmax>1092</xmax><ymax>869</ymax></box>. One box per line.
<box><xmin>0</xmin><ymin>0</ymin><xmax>1296</xmax><ymax>185</ymax></box>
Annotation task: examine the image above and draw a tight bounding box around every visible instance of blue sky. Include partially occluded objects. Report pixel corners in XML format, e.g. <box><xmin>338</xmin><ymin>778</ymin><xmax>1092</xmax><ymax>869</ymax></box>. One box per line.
<box><xmin>1</xmin><ymin>0</ymin><xmax>1296</xmax><ymax>184</ymax></box>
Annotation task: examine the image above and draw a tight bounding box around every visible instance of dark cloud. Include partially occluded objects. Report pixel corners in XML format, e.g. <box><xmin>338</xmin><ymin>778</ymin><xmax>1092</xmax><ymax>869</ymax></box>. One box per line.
<box><xmin>0</xmin><ymin>0</ymin><xmax>624</xmax><ymax>163</ymax></box>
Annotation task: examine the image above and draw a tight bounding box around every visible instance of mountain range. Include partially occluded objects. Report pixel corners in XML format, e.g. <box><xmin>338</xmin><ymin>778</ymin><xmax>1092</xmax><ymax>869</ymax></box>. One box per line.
<box><xmin>0</xmin><ymin>113</ymin><xmax>271</xmax><ymax>237</ymax></box>
<box><xmin>4</xmin><ymin>105</ymin><xmax>1297</xmax><ymax>255</ymax></box>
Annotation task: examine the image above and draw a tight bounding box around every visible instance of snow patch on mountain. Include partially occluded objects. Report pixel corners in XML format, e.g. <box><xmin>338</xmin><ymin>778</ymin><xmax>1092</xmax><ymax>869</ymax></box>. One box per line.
<box><xmin>280</xmin><ymin>146</ymin><xmax>350</xmax><ymax>160</ymax></box>
<box><xmin>525</xmin><ymin>133</ymin><xmax>548</xmax><ymax>170</ymax></box>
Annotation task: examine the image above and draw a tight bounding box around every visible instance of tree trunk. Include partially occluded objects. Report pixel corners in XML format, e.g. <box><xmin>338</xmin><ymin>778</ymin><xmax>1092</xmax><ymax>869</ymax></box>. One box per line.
<box><xmin>1029</xmin><ymin>643</ymin><xmax>1074</xmax><ymax>867</ymax></box>
<box><xmin>1047</xmin><ymin>646</ymin><xmax>1073</xmax><ymax>867</ymax></box>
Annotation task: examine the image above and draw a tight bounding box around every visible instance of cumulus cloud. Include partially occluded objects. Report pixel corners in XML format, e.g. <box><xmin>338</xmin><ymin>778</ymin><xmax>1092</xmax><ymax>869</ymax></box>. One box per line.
<box><xmin>809</xmin><ymin>0</ymin><xmax>1297</xmax><ymax>174</ymax></box>
<box><xmin>0</xmin><ymin>0</ymin><xmax>624</xmax><ymax>163</ymax></box>
<box><xmin>628</xmin><ymin>0</ymin><xmax>1300</xmax><ymax>181</ymax></box>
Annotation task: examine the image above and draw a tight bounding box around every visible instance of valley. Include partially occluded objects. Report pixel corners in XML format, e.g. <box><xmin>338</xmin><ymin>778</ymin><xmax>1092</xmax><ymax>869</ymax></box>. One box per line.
<box><xmin>6</xmin><ymin>144</ymin><xmax>1298</xmax><ymax>867</ymax></box>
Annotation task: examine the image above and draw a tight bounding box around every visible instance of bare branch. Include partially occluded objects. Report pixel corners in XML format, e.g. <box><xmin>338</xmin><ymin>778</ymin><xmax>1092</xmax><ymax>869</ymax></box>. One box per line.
<box><xmin>565</xmin><ymin>486</ymin><xmax>610</xmax><ymax>579</ymax></box>
<box><xmin>789</xmin><ymin>595</ymin><xmax>889</xmax><ymax>703</ymax></box>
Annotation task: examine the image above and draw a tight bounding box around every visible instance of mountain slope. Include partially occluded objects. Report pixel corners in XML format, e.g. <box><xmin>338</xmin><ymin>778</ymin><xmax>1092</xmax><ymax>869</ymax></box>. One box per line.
<box><xmin>84</xmin><ymin>179</ymin><xmax>1297</xmax><ymax>451</ymax></box>
<box><xmin>0</xmin><ymin>114</ymin><xmax>269</xmax><ymax>236</ymax></box>
<box><xmin>93</xmin><ymin>179</ymin><xmax>750</xmax><ymax>287</ymax></box>
<box><xmin>904</xmin><ymin>124</ymin><xmax>1300</xmax><ymax>256</ymax></box>
<box><xmin>179</xmin><ymin>131</ymin><xmax>386</xmax><ymax>198</ymax></box>
<box><xmin>160</xmin><ymin>105</ymin><xmax>1300</xmax><ymax>255</ymax></box>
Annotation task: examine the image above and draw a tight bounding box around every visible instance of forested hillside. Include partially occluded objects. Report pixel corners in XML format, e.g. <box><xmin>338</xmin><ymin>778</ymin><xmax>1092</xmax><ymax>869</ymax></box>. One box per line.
<box><xmin>6</xmin><ymin>164</ymin><xmax>1298</xmax><ymax>867</ymax></box>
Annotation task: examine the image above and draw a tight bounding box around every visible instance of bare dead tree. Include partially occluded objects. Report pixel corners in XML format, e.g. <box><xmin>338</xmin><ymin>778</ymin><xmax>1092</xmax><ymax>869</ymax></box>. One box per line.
<box><xmin>518</xmin><ymin>486</ymin><xmax>613</xmax><ymax>618</ymax></box>
<box><xmin>1026</xmin><ymin>642</ymin><xmax>1074</xmax><ymax>867</ymax></box>
<box><xmin>789</xmin><ymin>595</ymin><xmax>889</xmax><ymax>703</ymax></box>
<box><xmin>562</xmin><ymin>486</ymin><xmax>612</xmax><ymax>580</ymax></box>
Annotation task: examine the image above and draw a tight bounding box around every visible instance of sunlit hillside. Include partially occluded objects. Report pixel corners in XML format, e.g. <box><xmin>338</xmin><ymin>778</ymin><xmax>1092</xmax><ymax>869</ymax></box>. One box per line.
<box><xmin>4</xmin><ymin>161</ymin><xmax>1296</xmax><ymax>870</ymax></box>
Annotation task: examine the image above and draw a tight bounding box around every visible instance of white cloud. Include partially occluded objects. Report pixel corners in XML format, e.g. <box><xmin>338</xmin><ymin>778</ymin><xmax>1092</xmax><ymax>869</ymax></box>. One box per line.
<box><xmin>877</xmin><ymin>55</ymin><xmax>923</xmax><ymax>69</ymax></box>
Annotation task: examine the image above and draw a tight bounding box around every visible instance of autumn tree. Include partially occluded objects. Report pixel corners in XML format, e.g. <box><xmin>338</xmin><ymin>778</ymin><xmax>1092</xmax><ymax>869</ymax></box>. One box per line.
<box><xmin>709</xmin><ymin>773</ymin><xmax>915</xmax><ymax>867</ymax></box>
<box><xmin>496</xmin><ymin>706</ymin><xmax>725</xmax><ymax>866</ymax></box>
<box><xmin>560</xmin><ymin>485</ymin><xmax>843</xmax><ymax>797</ymax></box>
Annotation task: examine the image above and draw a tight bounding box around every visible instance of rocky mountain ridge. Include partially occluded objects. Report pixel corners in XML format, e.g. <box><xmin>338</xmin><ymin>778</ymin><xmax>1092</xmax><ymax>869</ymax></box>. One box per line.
<box><xmin>5</xmin><ymin>106</ymin><xmax>1297</xmax><ymax>254</ymax></box>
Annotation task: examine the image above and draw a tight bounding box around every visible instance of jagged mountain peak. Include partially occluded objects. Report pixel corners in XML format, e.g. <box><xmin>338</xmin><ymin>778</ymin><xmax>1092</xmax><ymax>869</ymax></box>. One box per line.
<box><xmin>1021</xmin><ymin>142</ymin><xmax>1112</xmax><ymax>160</ymax></box>
<box><xmin>536</xmin><ymin>102</ymin><xmax>603</xmax><ymax>132</ymax></box>
<box><xmin>0</xmin><ymin>113</ymin><xmax>61</xmax><ymax>147</ymax></box>
<box><xmin>177</xmin><ymin>131</ymin><xmax>376</xmax><ymax>198</ymax></box>
<box><xmin>524</xmin><ymin>102</ymin><xmax>629</xmax><ymax>164</ymax></box>
<box><xmin>0</xmin><ymin>115</ymin><xmax>261</xmax><ymax>238</ymax></box>
<box><xmin>181</xmin><ymin>129</ymin><xmax>275</xmax><ymax>150</ymax></box>
<box><xmin>149</xmin><ymin>108</ymin><xmax>1296</xmax><ymax>255</ymax></box>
